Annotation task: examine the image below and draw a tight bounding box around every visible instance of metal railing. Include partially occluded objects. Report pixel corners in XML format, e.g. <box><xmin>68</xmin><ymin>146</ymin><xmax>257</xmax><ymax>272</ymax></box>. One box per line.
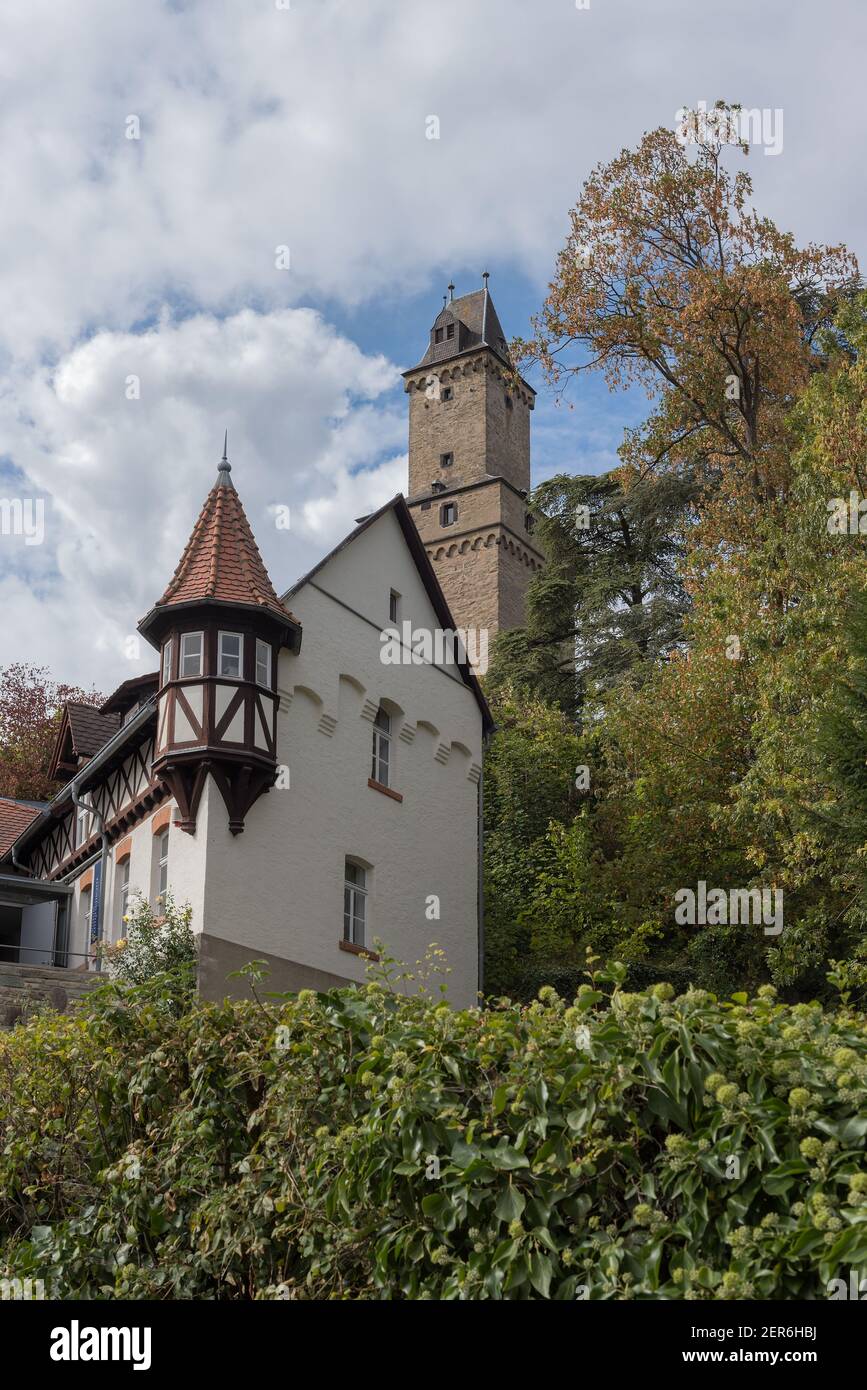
<box><xmin>0</xmin><ymin>943</ymin><xmax>94</xmax><ymax>966</ymax></box>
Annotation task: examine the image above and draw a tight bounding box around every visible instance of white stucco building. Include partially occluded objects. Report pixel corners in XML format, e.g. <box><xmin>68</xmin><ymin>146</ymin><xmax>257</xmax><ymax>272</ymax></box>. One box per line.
<box><xmin>0</xmin><ymin>452</ymin><xmax>491</xmax><ymax>1008</ymax></box>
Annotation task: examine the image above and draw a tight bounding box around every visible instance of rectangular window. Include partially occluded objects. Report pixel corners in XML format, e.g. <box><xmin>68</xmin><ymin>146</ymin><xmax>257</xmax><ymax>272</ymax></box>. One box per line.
<box><xmin>117</xmin><ymin>858</ymin><xmax>130</xmax><ymax>933</ymax></box>
<box><xmin>255</xmin><ymin>638</ymin><xmax>272</xmax><ymax>687</ymax></box>
<box><xmin>371</xmin><ymin>706</ymin><xmax>391</xmax><ymax>786</ymax></box>
<box><xmin>180</xmin><ymin>631</ymin><xmax>204</xmax><ymax>678</ymax></box>
<box><xmin>440</xmin><ymin>452</ymin><xmax>453</xmax><ymax>468</ymax></box>
<box><xmin>389</xmin><ymin>590</ymin><xmax>400</xmax><ymax>624</ymax></box>
<box><xmin>446</xmin><ymin>323</ymin><xmax>455</xmax><ymax>339</ymax></box>
<box><xmin>434</xmin><ymin>327</ymin><xmax>444</xmax><ymax>344</ymax></box>
<box><xmin>157</xmin><ymin>829</ymin><xmax>169</xmax><ymax>902</ymax></box>
<box><xmin>79</xmin><ymin>886</ymin><xmax>92</xmax><ymax>953</ymax></box>
<box><xmin>441</xmin><ymin>502</ymin><xmax>457</xmax><ymax>526</ymax></box>
<box><xmin>441</xmin><ymin>387</ymin><xmax>453</xmax><ymax>402</ymax></box>
<box><xmin>76</xmin><ymin>804</ymin><xmax>91</xmax><ymax>848</ymax></box>
<box><xmin>162</xmin><ymin>638</ymin><xmax>174</xmax><ymax>684</ymax></box>
<box><xmin>218</xmin><ymin>631</ymin><xmax>243</xmax><ymax>678</ymax></box>
<box><xmin>343</xmin><ymin>861</ymin><xmax>367</xmax><ymax>946</ymax></box>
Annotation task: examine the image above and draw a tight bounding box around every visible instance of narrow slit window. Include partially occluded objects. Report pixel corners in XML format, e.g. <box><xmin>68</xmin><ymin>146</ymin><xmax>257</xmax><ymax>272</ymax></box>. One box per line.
<box><xmin>162</xmin><ymin>638</ymin><xmax>173</xmax><ymax>685</ymax></box>
<box><xmin>389</xmin><ymin>590</ymin><xmax>400</xmax><ymax>624</ymax></box>
<box><xmin>157</xmin><ymin>829</ymin><xmax>169</xmax><ymax>903</ymax></box>
<box><xmin>117</xmin><ymin>858</ymin><xmax>130</xmax><ymax>932</ymax></box>
<box><xmin>343</xmin><ymin>861</ymin><xmax>367</xmax><ymax>946</ymax></box>
<box><xmin>371</xmin><ymin>706</ymin><xmax>391</xmax><ymax>786</ymax></box>
<box><xmin>256</xmin><ymin>638</ymin><xmax>272</xmax><ymax>687</ymax></box>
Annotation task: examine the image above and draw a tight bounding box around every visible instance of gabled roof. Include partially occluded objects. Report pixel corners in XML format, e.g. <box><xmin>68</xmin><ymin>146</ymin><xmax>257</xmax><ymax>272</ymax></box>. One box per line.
<box><xmin>147</xmin><ymin>456</ymin><xmax>296</xmax><ymax>628</ymax></box>
<box><xmin>0</xmin><ymin>798</ymin><xmax>45</xmax><ymax>858</ymax></box>
<box><xmin>284</xmin><ymin>494</ymin><xmax>494</xmax><ymax>735</ymax></box>
<box><xmin>47</xmin><ymin>702</ymin><xmax>122</xmax><ymax>781</ymax></box>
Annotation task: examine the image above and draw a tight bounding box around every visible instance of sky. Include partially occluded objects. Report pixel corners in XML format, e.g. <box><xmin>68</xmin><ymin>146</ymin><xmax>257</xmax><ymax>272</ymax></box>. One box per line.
<box><xmin>0</xmin><ymin>0</ymin><xmax>865</xmax><ymax>692</ymax></box>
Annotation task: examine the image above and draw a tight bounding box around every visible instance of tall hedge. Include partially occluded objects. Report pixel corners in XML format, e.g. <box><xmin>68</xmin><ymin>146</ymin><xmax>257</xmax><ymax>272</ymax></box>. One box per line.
<box><xmin>1</xmin><ymin>961</ymin><xmax>867</xmax><ymax>1299</ymax></box>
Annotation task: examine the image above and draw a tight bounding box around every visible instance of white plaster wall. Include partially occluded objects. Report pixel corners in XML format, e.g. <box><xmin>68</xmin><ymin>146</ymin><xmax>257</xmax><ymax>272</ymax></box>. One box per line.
<box><xmin>66</xmin><ymin>795</ymin><xmax>208</xmax><ymax>963</ymax></box>
<box><xmin>198</xmin><ymin>509</ymin><xmax>484</xmax><ymax>1007</ymax></box>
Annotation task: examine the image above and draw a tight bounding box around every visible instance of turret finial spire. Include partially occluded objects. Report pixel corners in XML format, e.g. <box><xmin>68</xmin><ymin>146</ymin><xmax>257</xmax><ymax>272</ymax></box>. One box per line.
<box><xmin>217</xmin><ymin>430</ymin><xmax>233</xmax><ymax>486</ymax></box>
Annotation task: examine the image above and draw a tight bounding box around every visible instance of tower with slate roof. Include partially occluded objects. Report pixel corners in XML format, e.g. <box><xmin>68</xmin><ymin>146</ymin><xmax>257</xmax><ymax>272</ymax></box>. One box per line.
<box><xmin>402</xmin><ymin>277</ymin><xmax>544</xmax><ymax>640</ymax></box>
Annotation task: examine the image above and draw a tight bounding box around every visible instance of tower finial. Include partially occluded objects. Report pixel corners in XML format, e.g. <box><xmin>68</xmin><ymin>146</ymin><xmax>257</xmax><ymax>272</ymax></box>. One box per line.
<box><xmin>217</xmin><ymin>430</ymin><xmax>232</xmax><ymax>486</ymax></box>
<box><xmin>482</xmin><ymin>270</ymin><xmax>490</xmax><ymax>289</ymax></box>
<box><xmin>448</xmin><ymin>281</ymin><xmax>455</xmax><ymax>302</ymax></box>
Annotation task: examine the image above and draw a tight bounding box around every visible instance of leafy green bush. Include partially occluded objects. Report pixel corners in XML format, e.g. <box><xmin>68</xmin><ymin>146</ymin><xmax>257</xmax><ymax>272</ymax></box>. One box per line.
<box><xmin>1</xmin><ymin>957</ymin><xmax>867</xmax><ymax>1300</ymax></box>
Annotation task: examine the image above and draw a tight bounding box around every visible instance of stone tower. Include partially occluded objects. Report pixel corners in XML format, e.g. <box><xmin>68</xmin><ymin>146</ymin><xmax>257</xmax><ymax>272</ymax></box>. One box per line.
<box><xmin>403</xmin><ymin>280</ymin><xmax>543</xmax><ymax>641</ymax></box>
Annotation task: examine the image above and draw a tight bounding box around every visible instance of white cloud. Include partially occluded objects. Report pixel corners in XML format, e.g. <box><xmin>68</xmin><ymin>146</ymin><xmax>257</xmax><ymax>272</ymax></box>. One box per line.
<box><xmin>0</xmin><ymin>306</ymin><xmax>405</xmax><ymax>689</ymax></box>
<box><xmin>0</xmin><ymin>0</ymin><xmax>864</xmax><ymax>691</ymax></box>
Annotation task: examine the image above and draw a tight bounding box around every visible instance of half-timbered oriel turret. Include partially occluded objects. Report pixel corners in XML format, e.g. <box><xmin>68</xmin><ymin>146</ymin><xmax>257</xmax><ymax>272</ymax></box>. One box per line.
<box><xmin>138</xmin><ymin>443</ymin><xmax>302</xmax><ymax>835</ymax></box>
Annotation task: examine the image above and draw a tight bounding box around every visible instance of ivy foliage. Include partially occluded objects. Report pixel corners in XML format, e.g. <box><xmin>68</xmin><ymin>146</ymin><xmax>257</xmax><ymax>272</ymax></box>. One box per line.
<box><xmin>2</xmin><ymin>962</ymin><xmax>867</xmax><ymax>1300</ymax></box>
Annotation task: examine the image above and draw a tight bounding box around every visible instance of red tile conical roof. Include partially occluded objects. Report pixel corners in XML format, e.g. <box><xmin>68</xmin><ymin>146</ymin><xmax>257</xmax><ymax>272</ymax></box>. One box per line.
<box><xmin>157</xmin><ymin>457</ymin><xmax>292</xmax><ymax>624</ymax></box>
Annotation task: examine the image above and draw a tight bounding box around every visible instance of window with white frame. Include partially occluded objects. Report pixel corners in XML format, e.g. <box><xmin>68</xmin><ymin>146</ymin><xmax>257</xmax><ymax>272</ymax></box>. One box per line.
<box><xmin>156</xmin><ymin>829</ymin><xmax>169</xmax><ymax>903</ymax></box>
<box><xmin>218</xmin><ymin>631</ymin><xmax>243</xmax><ymax>678</ymax></box>
<box><xmin>75</xmin><ymin>803</ymin><xmax>91</xmax><ymax>848</ymax></box>
<box><xmin>343</xmin><ymin>860</ymin><xmax>367</xmax><ymax>946</ymax></box>
<box><xmin>371</xmin><ymin>706</ymin><xmax>391</xmax><ymax>786</ymax></box>
<box><xmin>255</xmin><ymin>638</ymin><xmax>272</xmax><ymax>687</ymax></box>
<box><xmin>162</xmin><ymin>637</ymin><xmax>174</xmax><ymax>685</ymax></box>
<box><xmin>117</xmin><ymin>858</ymin><xmax>130</xmax><ymax>933</ymax></box>
<box><xmin>180</xmin><ymin>631</ymin><xmax>204</xmax><ymax>678</ymax></box>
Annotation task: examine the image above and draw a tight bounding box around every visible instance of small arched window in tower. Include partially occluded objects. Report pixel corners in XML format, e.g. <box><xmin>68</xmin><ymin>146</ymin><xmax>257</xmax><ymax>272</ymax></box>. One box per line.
<box><xmin>371</xmin><ymin>706</ymin><xmax>391</xmax><ymax>787</ymax></box>
<box><xmin>441</xmin><ymin>386</ymin><xmax>453</xmax><ymax>402</ymax></box>
<box><xmin>441</xmin><ymin>501</ymin><xmax>457</xmax><ymax>527</ymax></box>
<box><xmin>525</xmin><ymin>513</ymin><xmax>536</xmax><ymax>534</ymax></box>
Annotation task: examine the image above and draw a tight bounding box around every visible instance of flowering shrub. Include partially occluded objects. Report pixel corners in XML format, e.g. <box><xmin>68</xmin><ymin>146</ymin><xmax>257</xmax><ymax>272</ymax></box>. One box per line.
<box><xmin>99</xmin><ymin>893</ymin><xmax>197</xmax><ymax>991</ymax></box>
<box><xmin>1</xmin><ymin>958</ymin><xmax>867</xmax><ymax>1299</ymax></box>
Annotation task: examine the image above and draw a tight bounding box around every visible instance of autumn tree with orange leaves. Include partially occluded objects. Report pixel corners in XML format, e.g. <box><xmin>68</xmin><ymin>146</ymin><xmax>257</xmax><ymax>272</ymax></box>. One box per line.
<box><xmin>516</xmin><ymin>102</ymin><xmax>857</xmax><ymax>527</ymax></box>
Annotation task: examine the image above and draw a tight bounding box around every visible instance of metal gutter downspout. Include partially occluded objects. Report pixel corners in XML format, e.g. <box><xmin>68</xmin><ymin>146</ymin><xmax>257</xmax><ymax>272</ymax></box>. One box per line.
<box><xmin>477</xmin><ymin>737</ymin><xmax>488</xmax><ymax>1002</ymax></box>
<box><xmin>10</xmin><ymin>842</ymin><xmax>33</xmax><ymax>876</ymax></box>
